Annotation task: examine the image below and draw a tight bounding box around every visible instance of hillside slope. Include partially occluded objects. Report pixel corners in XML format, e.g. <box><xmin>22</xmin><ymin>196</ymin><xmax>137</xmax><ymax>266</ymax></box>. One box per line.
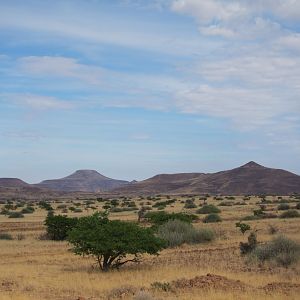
<box><xmin>113</xmin><ymin>162</ymin><xmax>300</xmax><ymax>195</ymax></box>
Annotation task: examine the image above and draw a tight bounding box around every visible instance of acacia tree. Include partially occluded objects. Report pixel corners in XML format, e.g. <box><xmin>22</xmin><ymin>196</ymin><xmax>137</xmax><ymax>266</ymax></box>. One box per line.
<box><xmin>67</xmin><ymin>212</ymin><xmax>166</xmax><ymax>271</ymax></box>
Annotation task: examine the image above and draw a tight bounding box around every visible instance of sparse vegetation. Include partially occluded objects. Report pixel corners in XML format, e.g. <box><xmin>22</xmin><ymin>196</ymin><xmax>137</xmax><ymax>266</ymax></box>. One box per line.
<box><xmin>144</xmin><ymin>211</ymin><xmax>197</xmax><ymax>225</ymax></box>
<box><xmin>203</xmin><ymin>213</ymin><xmax>222</xmax><ymax>223</ymax></box>
<box><xmin>197</xmin><ymin>204</ymin><xmax>221</xmax><ymax>214</ymax></box>
<box><xmin>251</xmin><ymin>236</ymin><xmax>300</xmax><ymax>267</ymax></box>
<box><xmin>157</xmin><ymin>219</ymin><xmax>215</xmax><ymax>247</ymax></box>
<box><xmin>0</xmin><ymin>233</ymin><xmax>13</xmax><ymax>240</ymax></box>
<box><xmin>280</xmin><ymin>210</ymin><xmax>300</xmax><ymax>218</ymax></box>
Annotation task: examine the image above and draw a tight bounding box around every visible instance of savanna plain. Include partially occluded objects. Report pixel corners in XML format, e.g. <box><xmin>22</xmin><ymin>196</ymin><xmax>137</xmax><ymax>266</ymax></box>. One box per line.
<box><xmin>0</xmin><ymin>194</ymin><xmax>300</xmax><ymax>300</ymax></box>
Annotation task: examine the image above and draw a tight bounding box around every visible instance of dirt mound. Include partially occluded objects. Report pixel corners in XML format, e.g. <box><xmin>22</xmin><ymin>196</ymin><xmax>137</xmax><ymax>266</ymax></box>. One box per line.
<box><xmin>171</xmin><ymin>273</ymin><xmax>251</xmax><ymax>292</ymax></box>
<box><xmin>262</xmin><ymin>282</ymin><xmax>300</xmax><ymax>294</ymax></box>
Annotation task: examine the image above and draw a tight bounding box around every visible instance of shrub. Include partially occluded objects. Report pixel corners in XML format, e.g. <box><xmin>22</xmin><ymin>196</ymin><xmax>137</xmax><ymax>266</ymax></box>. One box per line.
<box><xmin>144</xmin><ymin>211</ymin><xmax>197</xmax><ymax>225</ymax></box>
<box><xmin>21</xmin><ymin>207</ymin><xmax>35</xmax><ymax>214</ymax></box>
<box><xmin>218</xmin><ymin>201</ymin><xmax>233</xmax><ymax>206</ymax></box>
<box><xmin>268</xmin><ymin>225</ymin><xmax>278</xmax><ymax>235</ymax></box>
<box><xmin>39</xmin><ymin>201</ymin><xmax>53</xmax><ymax>211</ymax></box>
<box><xmin>203</xmin><ymin>213</ymin><xmax>222</xmax><ymax>223</ymax></box>
<box><xmin>45</xmin><ymin>214</ymin><xmax>78</xmax><ymax>240</ymax></box>
<box><xmin>197</xmin><ymin>204</ymin><xmax>220</xmax><ymax>214</ymax></box>
<box><xmin>240</xmin><ymin>232</ymin><xmax>257</xmax><ymax>254</ymax></box>
<box><xmin>8</xmin><ymin>212</ymin><xmax>24</xmax><ymax>218</ymax></box>
<box><xmin>157</xmin><ymin>219</ymin><xmax>215</xmax><ymax>247</ymax></box>
<box><xmin>184</xmin><ymin>202</ymin><xmax>197</xmax><ymax>209</ymax></box>
<box><xmin>235</xmin><ymin>222</ymin><xmax>251</xmax><ymax>235</ymax></box>
<box><xmin>57</xmin><ymin>204</ymin><xmax>67</xmax><ymax>209</ymax></box>
<box><xmin>0</xmin><ymin>233</ymin><xmax>13</xmax><ymax>240</ymax></box>
<box><xmin>251</xmin><ymin>236</ymin><xmax>300</xmax><ymax>267</ymax></box>
<box><xmin>278</xmin><ymin>203</ymin><xmax>290</xmax><ymax>210</ymax></box>
<box><xmin>296</xmin><ymin>202</ymin><xmax>300</xmax><ymax>209</ymax></box>
<box><xmin>280</xmin><ymin>210</ymin><xmax>300</xmax><ymax>218</ymax></box>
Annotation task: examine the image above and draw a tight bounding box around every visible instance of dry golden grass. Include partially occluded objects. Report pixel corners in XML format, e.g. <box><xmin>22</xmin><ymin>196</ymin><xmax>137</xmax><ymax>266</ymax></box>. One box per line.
<box><xmin>0</xmin><ymin>195</ymin><xmax>299</xmax><ymax>299</ymax></box>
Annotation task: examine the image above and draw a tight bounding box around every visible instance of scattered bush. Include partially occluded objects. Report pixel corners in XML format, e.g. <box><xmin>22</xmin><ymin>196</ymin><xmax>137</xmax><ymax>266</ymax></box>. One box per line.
<box><xmin>157</xmin><ymin>219</ymin><xmax>215</xmax><ymax>247</ymax></box>
<box><xmin>280</xmin><ymin>210</ymin><xmax>300</xmax><ymax>218</ymax></box>
<box><xmin>197</xmin><ymin>204</ymin><xmax>220</xmax><ymax>214</ymax></box>
<box><xmin>144</xmin><ymin>211</ymin><xmax>197</xmax><ymax>225</ymax></box>
<box><xmin>218</xmin><ymin>201</ymin><xmax>234</xmax><ymax>206</ymax></box>
<box><xmin>251</xmin><ymin>236</ymin><xmax>300</xmax><ymax>267</ymax></box>
<box><xmin>203</xmin><ymin>213</ymin><xmax>222</xmax><ymax>223</ymax></box>
<box><xmin>235</xmin><ymin>222</ymin><xmax>251</xmax><ymax>235</ymax></box>
<box><xmin>8</xmin><ymin>212</ymin><xmax>24</xmax><ymax>218</ymax></box>
<box><xmin>21</xmin><ymin>207</ymin><xmax>35</xmax><ymax>214</ymax></box>
<box><xmin>0</xmin><ymin>233</ymin><xmax>13</xmax><ymax>240</ymax></box>
<box><xmin>268</xmin><ymin>224</ymin><xmax>278</xmax><ymax>235</ymax></box>
<box><xmin>184</xmin><ymin>202</ymin><xmax>197</xmax><ymax>209</ymax></box>
<box><xmin>295</xmin><ymin>202</ymin><xmax>300</xmax><ymax>209</ymax></box>
<box><xmin>240</xmin><ymin>232</ymin><xmax>257</xmax><ymax>255</ymax></box>
<box><xmin>39</xmin><ymin>201</ymin><xmax>53</xmax><ymax>211</ymax></box>
<box><xmin>278</xmin><ymin>203</ymin><xmax>290</xmax><ymax>210</ymax></box>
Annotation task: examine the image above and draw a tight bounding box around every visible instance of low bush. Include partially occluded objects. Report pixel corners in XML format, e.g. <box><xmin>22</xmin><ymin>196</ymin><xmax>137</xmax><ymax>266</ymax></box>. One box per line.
<box><xmin>251</xmin><ymin>236</ymin><xmax>300</xmax><ymax>267</ymax></box>
<box><xmin>197</xmin><ymin>204</ymin><xmax>220</xmax><ymax>214</ymax></box>
<box><xmin>184</xmin><ymin>202</ymin><xmax>197</xmax><ymax>209</ymax></box>
<box><xmin>157</xmin><ymin>219</ymin><xmax>215</xmax><ymax>247</ymax></box>
<box><xmin>218</xmin><ymin>201</ymin><xmax>234</xmax><ymax>206</ymax></box>
<box><xmin>144</xmin><ymin>211</ymin><xmax>197</xmax><ymax>225</ymax></box>
<box><xmin>240</xmin><ymin>232</ymin><xmax>257</xmax><ymax>254</ymax></box>
<box><xmin>203</xmin><ymin>213</ymin><xmax>222</xmax><ymax>223</ymax></box>
<box><xmin>296</xmin><ymin>202</ymin><xmax>300</xmax><ymax>209</ymax></box>
<box><xmin>278</xmin><ymin>203</ymin><xmax>290</xmax><ymax>210</ymax></box>
<box><xmin>8</xmin><ymin>212</ymin><xmax>24</xmax><ymax>218</ymax></box>
<box><xmin>21</xmin><ymin>207</ymin><xmax>35</xmax><ymax>214</ymax></box>
<box><xmin>279</xmin><ymin>210</ymin><xmax>300</xmax><ymax>218</ymax></box>
<box><xmin>0</xmin><ymin>233</ymin><xmax>13</xmax><ymax>240</ymax></box>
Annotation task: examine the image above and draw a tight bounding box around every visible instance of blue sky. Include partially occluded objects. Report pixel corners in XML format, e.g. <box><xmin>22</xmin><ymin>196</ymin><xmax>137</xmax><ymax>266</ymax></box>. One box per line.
<box><xmin>0</xmin><ymin>0</ymin><xmax>300</xmax><ymax>183</ymax></box>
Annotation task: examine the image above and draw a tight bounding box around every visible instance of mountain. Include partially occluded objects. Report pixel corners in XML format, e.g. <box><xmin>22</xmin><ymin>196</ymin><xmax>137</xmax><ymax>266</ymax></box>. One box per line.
<box><xmin>35</xmin><ymin>170</ymin><xmax>129</xmax><ymax>192</ymax></box>
<box><xmin>0</xmin><ymin>178</ymin><xmax>29</xmax><ymax>188</ymax></box>
<box><xmin>113</xmin><ymin>162</ymin><xmax>300</xmax><ymax>195</ymax></box>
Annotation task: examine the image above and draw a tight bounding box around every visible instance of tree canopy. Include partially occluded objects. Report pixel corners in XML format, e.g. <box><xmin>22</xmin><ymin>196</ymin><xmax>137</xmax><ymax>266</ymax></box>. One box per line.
<box><xmin>67</xmin><ymin>212</ymin><xmax>166</xmax><ymax>271</ymax></box>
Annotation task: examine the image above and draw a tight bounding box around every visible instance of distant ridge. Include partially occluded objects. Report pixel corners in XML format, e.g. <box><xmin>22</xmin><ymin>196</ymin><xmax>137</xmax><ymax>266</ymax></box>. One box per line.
<box><xmin>0</xmin><ymin>178</ymin><xmax>29</xmax><ymax>188</ymax></box>
<box><xmin>113</xmin><ymin>162</ymin><xmax>300</xmax><ymax>195</ymax></box>
<box><xmin>0</xmin><ymin>162</ymin><xmax>299</xmax><ymax>195</ymax></box>
<box><xmin>35</xmin><ymin>170</ymin><xmax>129</xmax><ymax>192</ymax></box>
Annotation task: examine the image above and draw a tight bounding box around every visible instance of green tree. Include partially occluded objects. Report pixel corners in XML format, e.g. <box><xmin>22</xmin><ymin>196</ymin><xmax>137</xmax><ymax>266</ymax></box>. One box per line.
<box><xmin>67</xmin><ymin>213</ymin><xmax>166</xmax><ymax>271</ymax></box>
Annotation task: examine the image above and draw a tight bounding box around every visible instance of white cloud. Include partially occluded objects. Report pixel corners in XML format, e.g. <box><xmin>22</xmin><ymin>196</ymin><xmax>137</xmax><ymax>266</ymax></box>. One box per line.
<box><xmin>0</xmin><ymin>1</ymin><xmax>202</xmax><ymax>56</ymax></box>
<box><xmin>8</xmin><ymin>94</ymin><xmax>74</xmax><ymax>110</ymax></box>
<box><xmin>171</xmin><ymin>0</ymin><xmax>300</xmax><ymax>38</ymax></box>
<box><xmin>18</xmin><ymin>56</ymin><xmax>104</xmax><ymax>85</ymax></box>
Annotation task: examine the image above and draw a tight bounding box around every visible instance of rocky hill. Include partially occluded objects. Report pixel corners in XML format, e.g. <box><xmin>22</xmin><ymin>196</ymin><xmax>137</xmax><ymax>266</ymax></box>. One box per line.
<box><xmin>113</xmin><ymin>162</ymin><xmax>300</xmax><ymax>195</ymax></box>
<box><xmin>35</xmin><ymin>170</ymin><xmax>129</xmax><ymax>192</ymax></box>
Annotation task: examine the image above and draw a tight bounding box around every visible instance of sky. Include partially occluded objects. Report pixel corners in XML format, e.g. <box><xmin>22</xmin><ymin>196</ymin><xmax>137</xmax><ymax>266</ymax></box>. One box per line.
<box><xmin>0</xmin><ymin>0</ymin><xmax>300</xmax><ymax>183</ymax></box>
